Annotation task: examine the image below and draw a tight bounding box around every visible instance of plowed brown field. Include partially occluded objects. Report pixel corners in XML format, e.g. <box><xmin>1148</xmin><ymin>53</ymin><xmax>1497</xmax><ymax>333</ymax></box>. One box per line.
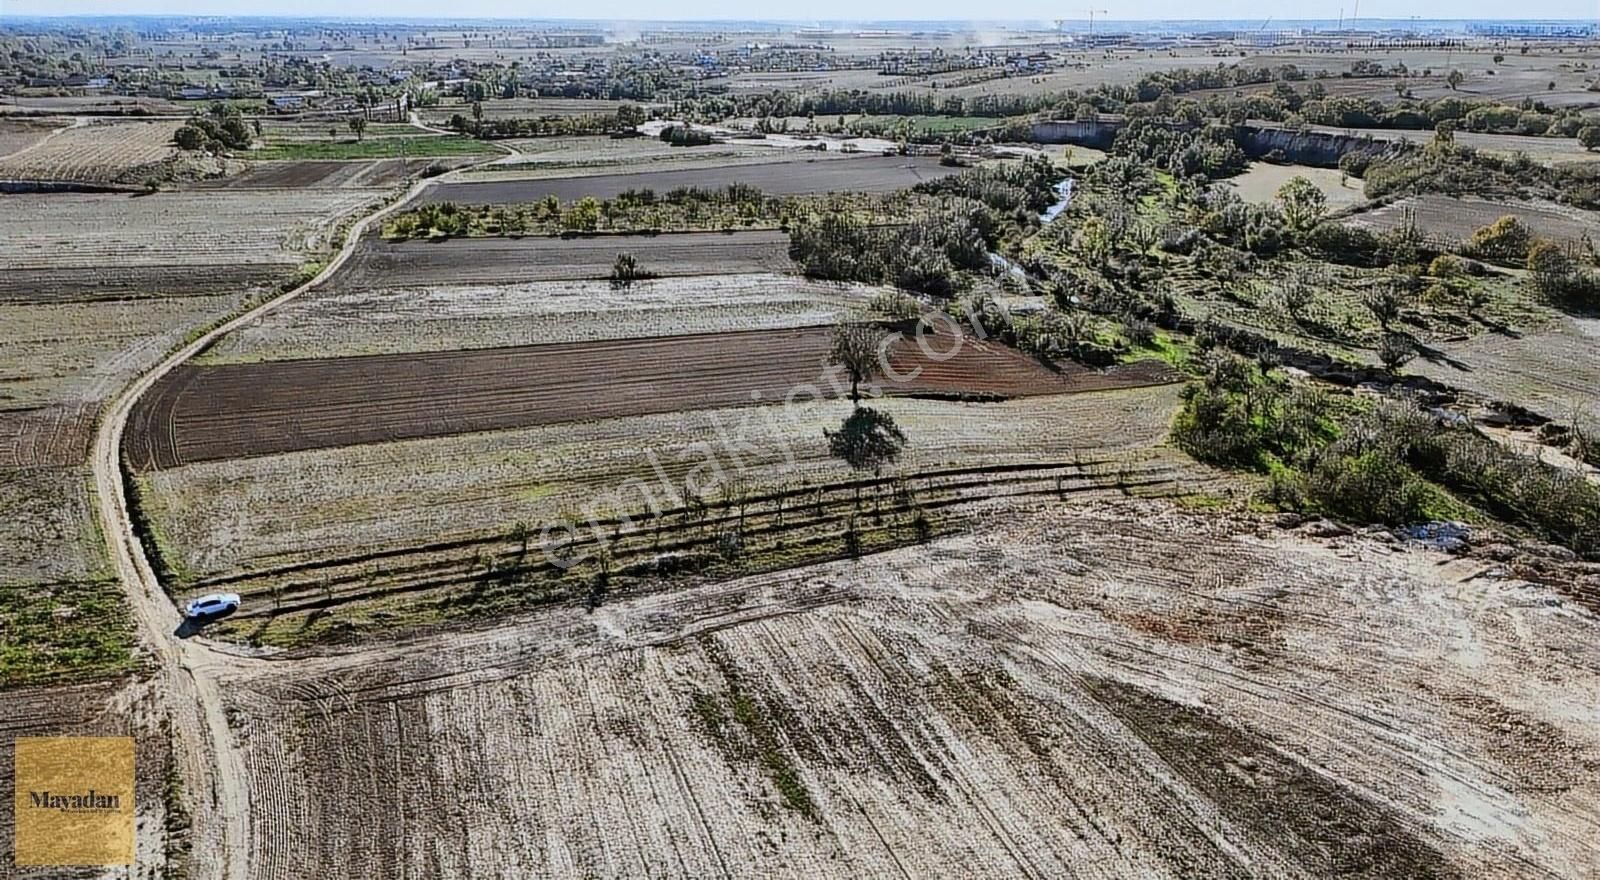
<box><xmin>127</xmin><ymin>326</ymin><xmax>1179</xmax><ymax>469</ymax></box>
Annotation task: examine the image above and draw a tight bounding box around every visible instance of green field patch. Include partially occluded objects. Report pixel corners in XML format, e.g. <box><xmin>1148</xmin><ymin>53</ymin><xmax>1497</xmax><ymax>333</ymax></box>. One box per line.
<box><xmin>253</xmin><ymin>136</ymin><xmax>493</xmax><ymax>161</ymax></box>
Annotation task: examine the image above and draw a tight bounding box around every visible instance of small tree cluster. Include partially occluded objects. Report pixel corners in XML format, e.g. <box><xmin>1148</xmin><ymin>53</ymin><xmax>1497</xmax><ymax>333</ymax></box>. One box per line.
<box><xmin>174</xmin><ymin>102</ymin><xmax>252</xmax><ymax>153</ymax></box>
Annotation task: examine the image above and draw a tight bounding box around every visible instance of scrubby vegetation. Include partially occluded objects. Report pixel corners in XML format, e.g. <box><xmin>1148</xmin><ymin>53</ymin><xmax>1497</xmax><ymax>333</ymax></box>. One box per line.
<box><xmin>787</xmin><ymin>156</ymin><xmax>1063</xmax><ymax>296</ymax></box>
<box><xmin>1174</xmin><ymin>351</ymin><xmax>1600</xmax><ymax>555</ymax></box>
<box><xmin>382</xmin><ymin>184</ymin><xmax>919</xmax><ymax>239</ymax></box>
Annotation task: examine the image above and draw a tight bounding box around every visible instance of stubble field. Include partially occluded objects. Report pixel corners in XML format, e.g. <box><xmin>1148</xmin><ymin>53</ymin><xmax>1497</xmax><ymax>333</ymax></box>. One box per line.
<box><xmin>0</xmin><ymin>118</ymin><xmax>182</xmax><ymax>184</ymax></box>
<box><xmin>421</xmin><ymin>154</ymin><xmax>960</xmax><ymax>204</ymax></box>
<box><xmin>194</xmin><ymin>273</ymin><xmax>886</xmax><ymax>363</ymax></box>
<box><xmin>203</xmin><ymin>499</ymin><xmax>1600</xmax><ymax>878</ymax></box>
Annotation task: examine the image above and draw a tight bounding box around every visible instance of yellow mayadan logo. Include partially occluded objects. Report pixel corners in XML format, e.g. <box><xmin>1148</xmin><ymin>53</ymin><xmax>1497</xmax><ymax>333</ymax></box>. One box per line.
<box><xmin>13</xmin><ymin>736</ymin><xmax>135</xmax><ymax>866</ymax></box>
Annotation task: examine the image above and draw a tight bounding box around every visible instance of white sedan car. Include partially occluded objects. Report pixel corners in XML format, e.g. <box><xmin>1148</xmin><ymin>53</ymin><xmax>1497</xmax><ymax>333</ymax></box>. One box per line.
<box><xmin>184</xmin><ymin>592</ymin><xmax>241</xmax><ymax>622</ymax></box>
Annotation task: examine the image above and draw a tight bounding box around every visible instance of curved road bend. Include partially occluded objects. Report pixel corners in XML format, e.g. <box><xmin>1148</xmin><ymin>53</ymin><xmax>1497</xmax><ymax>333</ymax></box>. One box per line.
<box><xmin>90</xmin><ymin>163</ymin><xmax>478</xmax><ymax>880</ymax></box>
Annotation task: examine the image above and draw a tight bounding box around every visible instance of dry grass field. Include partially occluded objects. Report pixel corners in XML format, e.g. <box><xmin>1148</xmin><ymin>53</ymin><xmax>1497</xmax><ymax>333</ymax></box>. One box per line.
<box><xmin>195</xmin><ymin>274</ymin><xmax>884</xmax><ymax>363</ymax></box>
<box><xmin>138</xmin><ymin>385</ymin><xmax>1195</xmax><ymax>644</ymax></box>
<box><xmin>1346</xmin><ymin>195</ymin><xmax>1600</xmax><ymax>249</ymax></box>
<box><xmin>1224</xmin><ymin>162</ymin><xmax>1367</xmax><ymax>211</ymax></box>
<box><xmin>423</xmin><ymin>154</ymin><xmax>959</xmax><ymax>204</ymax></box>
<box><xmin>194</xmin><ymin>498</ymin><xmax>1600</xmax><ymax>878</ymax></box>
<box><xmin>0</xmin><ymin>293</ymin><xmax>241</xmax><ymax>410</ymax></box>
<box><xmin>0</xmin><ymin>116</ymin><xmax>65</xmax><ymax>159</ymax></box>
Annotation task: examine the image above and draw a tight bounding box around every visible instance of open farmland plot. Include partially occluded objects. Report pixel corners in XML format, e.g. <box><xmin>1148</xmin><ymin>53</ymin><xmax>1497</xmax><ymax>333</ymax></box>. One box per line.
<box><xmin>1346</xmin><ymin>194</ymin><xmax>1600</xmax><ymax>249</ymax></box>
<box><xmin>1302</xmin><ymin>126</ymin><xmax>1600</xmax><ymax>166</ymax></box>
<box><xmin>422</xmin><ymin>154</ymin><xmax>960</xmax><ymax>205</ymax></box>
<box><xmin>138</xmin><ymin>385</ymin><xmax>1198</xmax><ymax>641</ymax></box>
<box><xmin>0</xmin><ymin>116</ymin><xmax>65</xmax><ymax>159</ymax></box>
<box><xmin>0</xmin><ymin>293</ymin><xmax>241</xmax><ymax>411</ymax></box>
<box><xmin>1410</xmin><ymin>318</ymin><xmax>1600</xmax><ymax>420</ymax></box>
<box><xmin>420</xmin><ymin>96</ymin><xmax>638</xmax><ymax>124</ymax></box>
<box><xmin>0</xmin><ymin>189</ymin><xmax>379</xmax><ymax>299</ymax></box>
<box><xmin>484</xmin><ymin>135</ymin><xmax>793</xmax><ymax>173</ymax></box>
<box><xmin>127</xmin><ymin>325</ymin><xmax>1180</xmax><ymax>468</ymax></box>
<box><xmin>1224</xmin><ymin>162</ymin><xmax>1367</xmax><ymax>211</ymax></box>
<box><xmin>202</xmin><ymin>499</ymin><xmax>1600</xmax><ymax>878</ymax></box>
<box><xmin>142</xmin><ymin>385</ymin><xmax>1185</xmax><ymax>579</ymax></box>
<box><xmin>197</xmin><ymin>274</ymin><xmax>884</xmax><ymax>363</ymax></box>
<box><xmin>0</xmin><ymin>119</ymin><xmax>181</xmax><ymax>184</ymax></box>
<box><xmin>335</xmin><ymin>230</ymin><xmax>794</xmax><ymax>288</ymax></box>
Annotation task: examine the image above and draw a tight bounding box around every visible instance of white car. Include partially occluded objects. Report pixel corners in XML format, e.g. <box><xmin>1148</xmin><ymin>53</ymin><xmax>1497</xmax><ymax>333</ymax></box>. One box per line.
<box><xmin>184</xmin><ymin>593</ymin><xmax>241</xmax><ymax>622</ymax></box>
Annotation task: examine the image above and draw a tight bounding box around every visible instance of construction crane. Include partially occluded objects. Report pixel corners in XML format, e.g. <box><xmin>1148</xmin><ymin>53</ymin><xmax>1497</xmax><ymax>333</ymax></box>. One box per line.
<box><xmin>1055</xmin><ymin>10</ymin><xmax>1109</xmax><ymax>46</ymax></box>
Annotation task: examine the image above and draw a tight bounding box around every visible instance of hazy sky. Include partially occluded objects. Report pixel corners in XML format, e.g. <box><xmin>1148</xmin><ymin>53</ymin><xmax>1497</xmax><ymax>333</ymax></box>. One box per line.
<box><xmin>3</xmin><ymin>1</ymin><xmax>1598</xmax><ymax>21</ymax></box>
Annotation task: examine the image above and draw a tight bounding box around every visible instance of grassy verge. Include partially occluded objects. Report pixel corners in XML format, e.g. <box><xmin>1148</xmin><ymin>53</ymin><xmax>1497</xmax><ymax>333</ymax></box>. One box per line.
<box><xmin>0</xmin><ymin>576</ymin><xmax>137</xmax><ymax>688</ymax></box>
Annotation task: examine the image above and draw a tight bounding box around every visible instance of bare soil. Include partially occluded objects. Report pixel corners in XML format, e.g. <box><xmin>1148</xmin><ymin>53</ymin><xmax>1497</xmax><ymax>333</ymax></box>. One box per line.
<box><xmin>1346</xmin><ymin>194</ymin><xmax>1600</xmax><ymax>249</ymax></box>
<box><xmin>420</xmin><ymin>154</ymin><xmax>960</xmax><ymax>204</ymax></box>
<box><xmin>195</xmin><ymin>498</ymin><xmax>1600</xmax><ymax>878</ymax></box>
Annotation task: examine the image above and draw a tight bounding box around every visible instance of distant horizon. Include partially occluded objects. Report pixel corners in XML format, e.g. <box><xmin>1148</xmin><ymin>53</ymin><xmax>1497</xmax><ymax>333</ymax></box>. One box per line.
<box><xmin>2</xmin><ymin>9</ymin><xmax>1598</xmax><ymax>26</ymax></box>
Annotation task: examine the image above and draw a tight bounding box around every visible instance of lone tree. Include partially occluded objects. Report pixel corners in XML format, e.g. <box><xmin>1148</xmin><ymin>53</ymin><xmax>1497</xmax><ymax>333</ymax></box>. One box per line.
<box><xmin>829</xmin><ymin>321</ymin><xmax>888</xmax><ymax>404</ymax></box>
<box><xmin>1378</xmin><ymin>333</ymin><xmax>1416</xmax><ymax>374</ymax></box>
<box><xmin>348</xmin><ymin>117</ymin><xmax>368</xmax><ymax>141</ymax></box>
<box><xmin>609</xmin><ymin>252</ymin><xmax>648</xmax><ymax>289</ymax></box>
<box><xmin>1362</xmin><ymin>285</ymin><xmax>1402</xmax><ymax>331</ymax></box>
<box><xmin>826</xmin><ymin>406</ymin><xmax>907</xmax><ymax>477</ymax></box>
<box><xmin>1275</xmin><ymin>176</ymin><xmax>1328</xmax><ymax>232</ymax></box>
<box><xmin>1446</xmin><ymin>69</ymin><xmax>1464</xmax><ymax>90</ymax></box>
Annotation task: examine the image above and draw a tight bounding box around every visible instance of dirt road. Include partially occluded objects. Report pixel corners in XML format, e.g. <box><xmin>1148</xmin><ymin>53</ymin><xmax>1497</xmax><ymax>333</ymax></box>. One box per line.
<box><xmin>88</xmin><ymin>166</ymin><xmax>467</xmax><ymax>879</ymax></box>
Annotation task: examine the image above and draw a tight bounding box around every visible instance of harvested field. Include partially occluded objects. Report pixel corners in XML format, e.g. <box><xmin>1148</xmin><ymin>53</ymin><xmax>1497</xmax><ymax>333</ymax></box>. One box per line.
<box><xmin>0</xmin><ymin>119</ymin><xmax>180</xmax><ymax>184</ymax></box>
<box><xmin>1224</xmin><ymin>161</ymin><xmax>1366</xmax><ymax>211</ymax></box>
<box><xmin>1</xmin><ymin>293</ymin><xmax>242</xmax><ymax>411</ymax></box>
<box><xmin>0</xmin><ymin>189</ymin><xmax>378</xmax><ymax>281</ymax></box>
<box><xmin>128</xmin><ymin>325</ymin><xmax>1181</xmax><ymax>468</ymax></box>
<box><xmin>141</xmin><ymin>384</ymin><xmax>1187</xmax><ymax>587</ymax></box>
<box><xmin>1411</xmin><ymin>317</ymin><xmax>1600</xmax><ymax>420</ymax></box>
<box><xmin>421</xmin><ymin>154</ymin><xmax>960</xmax><ymax>205</ymax></box>
<box><xmin>1346</xmin><ymin>195</ymin><xmax>1600</xmax><ymax>249</ymax></box>
<box><xmin>198</xmin><ymin>274</ymin><xmax>883</xmax><ymax>363</ymax></box>
<box><xmin>333</xmin><ymin>230</ymin><xmax>795</xmax><ymax>289</ymax></box>
<box><xmin>0</xmin><ymin>116</ymin><xmax>64</xmax><ymax>159</ymax></box>
<box><xmin>0</xmin><ymin>465</ymin><xmax>103</xmax><ymax>584</ymax></box>
<box><xmin>205</xmin><ymin>499</ymin><xmax>1600</xmax><ymax>877</ymax></box>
